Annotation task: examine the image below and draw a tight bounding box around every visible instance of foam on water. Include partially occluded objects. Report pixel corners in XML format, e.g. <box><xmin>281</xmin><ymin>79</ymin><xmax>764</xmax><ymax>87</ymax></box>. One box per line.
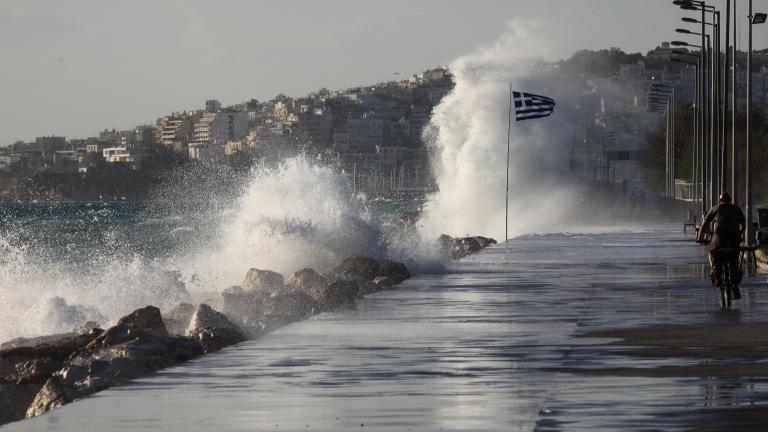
<box><xmin>177</xmin><ymin>158</ymin><xmax>385</xmax><ymax>289</ymax></box>
<box><xmin>0</xmin><ymin>158</ymin><xmax>403</xmax><ymax>342</ymax></box>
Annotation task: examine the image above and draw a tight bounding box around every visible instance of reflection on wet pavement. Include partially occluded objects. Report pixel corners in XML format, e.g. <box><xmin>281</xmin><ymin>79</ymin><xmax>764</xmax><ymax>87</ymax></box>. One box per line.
<box><xmin>8</xmin><ymin>225</ymin><xmax>768</xmax><ymax>431</ymax></box>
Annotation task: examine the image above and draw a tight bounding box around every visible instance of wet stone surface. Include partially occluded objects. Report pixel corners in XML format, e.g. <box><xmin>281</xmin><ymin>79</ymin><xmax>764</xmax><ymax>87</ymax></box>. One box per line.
<box><xmin>7</xmin><ymin>225</ymin><xmax>768</xmax><ymax>431</ymax></box>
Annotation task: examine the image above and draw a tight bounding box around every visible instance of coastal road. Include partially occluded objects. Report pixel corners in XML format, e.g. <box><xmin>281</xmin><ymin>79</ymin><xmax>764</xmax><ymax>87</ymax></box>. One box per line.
<box><xmin>7</xmin><ymin>225</ymin><xmax>768</xmax><ymax>431</ymax></box>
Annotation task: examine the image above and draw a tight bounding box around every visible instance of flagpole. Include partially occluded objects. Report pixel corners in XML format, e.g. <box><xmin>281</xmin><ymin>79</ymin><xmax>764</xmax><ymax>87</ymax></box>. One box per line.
<box><xmin>506</xmin><ymin>82</ymin><xmax>512</xmax><ymax>248</ymax></box>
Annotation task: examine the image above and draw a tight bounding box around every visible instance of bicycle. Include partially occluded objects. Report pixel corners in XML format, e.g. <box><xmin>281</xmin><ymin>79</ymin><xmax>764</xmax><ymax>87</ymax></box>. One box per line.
<box><xmin>709</xmin><ymin>248</ymin><xmax>742</xmax><ymax>309</ymax></box>
<box><xmin>704</xmin><ymin>241</ymin><xmax>762</xmax><ymax>309</ymax></box>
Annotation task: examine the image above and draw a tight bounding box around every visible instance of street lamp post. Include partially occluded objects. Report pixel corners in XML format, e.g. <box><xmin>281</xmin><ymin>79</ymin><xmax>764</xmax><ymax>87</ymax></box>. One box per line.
<box><xmin>650</xmin><ymin>85</ymin><xmax>676</xmax><ymax>196</ymax></box>
<box><xmin>673</xmin><ymin>34</ymin><xmax>710</xmax><ymax>209</ymax></box>
<box><xmin>671</xmin><ymin>55</ymin><xmax>700</xmax><ymax>205</ymax></box>
<box><xmin>746</xmin><ymin>6</ymin><xmax>767</xmax><ymax>244</ymax></box>
<box><xmin>680</xmin><ymin>1</ymin><xmax>717</xmax><ymax>208</ymax></box>
<box><xmin>732</xmin><ymin>0</ymin><xmax>739</xmax><ymax>204</ymax></box>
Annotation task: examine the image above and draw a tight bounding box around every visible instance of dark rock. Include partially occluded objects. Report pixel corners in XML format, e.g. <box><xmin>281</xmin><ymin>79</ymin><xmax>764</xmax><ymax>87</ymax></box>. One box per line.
<box><xmin>1</xmin><ymin>382</ymin><xmax>45</xmax><ymax>424</ymax></box>
<box><xmin>0</xmin><ymin>332</ymin><xmax>99</xmax><ymax>367</ymax></box>
<box><xmin>25</xmin><ymin>376</ymin><xmax>73</xmax><ymax>418</ymax></box>
<box><xmin>263</xmin><ymin>289</ymin><xmax>319</xmax><ymax>326</ymax></box>
<box><xmin>474</xmin><ymin>236</ymin><xmax>497</xmax><ymax>249</ymax></box>
<box><xmin>27</xmin><ymin>329</ymin><xmax>205</xmax><ymax>419</ymax></box>
<box><xmin>438</xmin><ymin>234</ymin><xmax>497</xmax><ymax>259</ymax></box>
<box><xmin>457</xmin><ymin>236</ymin><xmax>482</xmax><ymax>254</ymax></box>
<box><xmin>186</xmin><ymin>304</ymin><xmax>245</xmax><ymax>353</ymax></box>
<box><xmin>0</xmin><ymin>331</ymin><xmax>95</xmax><ymax>351</ymax></box>
<box><xmin>243</xmin><ymin>269</ymin><xmax>285</xmax><ymax>293</ymax></box>
<box><xmin>378</xmin><ymin>260</ymin><xmax>411</xmax><ymax>283</ymax></box>
<box><xmin>116</xmin><ymin>305</ymin><xmax>168</xmax><ymax>336</ymax></box>
<box><xmin>71</xmin><ymin>306</ymin><xmax>172</xmax><ymax>360</ymax></box>
<box><xmin>356</xmin><ymin>279</ymin><xmax>382</xmax><ymax>296</ymax></box>
<box><xmin>216</xmin><ymin>289</ymin><xmax>270</xmax><ymax>336</ymax></box>
<box><xmin>287</xmin><ymin>268</ymin><xmax>328</xmax><ymax>291</ymax></box>
<box><xmin>162</xmin><ymin>303</ymin><xmax>197</xmax><ymax>336</ymax></box>
<box><xmin>8</xmin><ymin>358</ymin><xmax>61</xmax><ymax>385</ymax></box>
<box><xmin>0</xmin><ymin>385</ymin><xmax>10</xmax><ymax>424</ymax></box>
<box><xmin>334</xmin><ymin>256</ymin><xmax>380</xmax><ymax>281</ymax></box>
<box><xmin>309</xmin><ymin>280</ymin><xmax>359</xmax><ymax>308</ymax></box>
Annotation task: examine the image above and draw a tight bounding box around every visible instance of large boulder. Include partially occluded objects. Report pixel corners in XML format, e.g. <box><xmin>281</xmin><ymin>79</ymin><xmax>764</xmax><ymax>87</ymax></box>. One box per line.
<box><xmin>27</xmin><ymin>328</ymin><xmax>203</xmax><ymax>419</ymax></box>
<box><xmin>0</xmin><ymin>385</ymin><xmax>11</xmax><ymax>424</ymax></box>
<box><xmin>308</xmin><ymin>280</ymin><xmax>359</xmax><ymax>309</ymax></box>
<box><xmin>1</xmin><ymin>383</ymin><xmax>47</xmax><ymax>424</ymax></box>
<box><xmin>24</xmin><ymin>376</ymin><xmax>74</xmax><ymax>418</ymax></box>
<box><xmin>186</xmin><ymin>304</ymin><xmax>245</xmax><ymax>353</ymax></box>
<box><xmin>287</xmin><ymin>268</ymin><xmax>328</xmax><ymax>292</ymax></box>
<box><xmin>474</xmin><ymin>236</ymin><xmax>497</xmax><ymax>249</ymax></box>
<box><xmin>334</xmin><ymin>256</ymin><xmax>380</xmax><ymax>281</ymax></box>
<box><xmin>162</xmin><ymin>303</ymin><xmax>197</xmax><ymax>336</ymax></box>
<box><xmin>438</xmin><ymin>234</ymin><xmax>497</xmax><ymax>259</ymax></box>
<box><xmin>262</xmin><ymin>289</ymin><xmax>319</xmax><ymax>327</ymax></box>
<box><xmin>216</xmin><ymin>289</ymin><xmax>270</xmax><ymax>336</ymax></box>
<box><xmin>378</xmin><ymin>260</ymin><xmax>411</xmax><ymax>283</ymax></box>
<box><xmin>0</xmin><ymin>330</ymin><xmax>100</xmax><ymax>359</ymax></box>
<box><xmin>116</xmin><ymin>306</ymin><xmax>168</xmax><ymax>336</ymax></box>
<box><xmin>242</xmin><ymin>269</ymin><xmax>285</xmax><ymax>293</ymax></box>
<box><xmin>7</xmin><ymin>358</ymin><xmax>60</xmax><ymax>385</ymax></box>
<box><xmin>71</xmin><ymin>306</ymin><xmax>169</xmax><ymax>361</ymax></box>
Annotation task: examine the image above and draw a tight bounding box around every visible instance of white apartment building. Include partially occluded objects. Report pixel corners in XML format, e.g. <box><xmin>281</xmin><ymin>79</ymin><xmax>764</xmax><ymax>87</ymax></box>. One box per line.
<box><xmin>103</xmin><ymin>147</ymin><xmax>154</xmax><ymax>169</ymax></box>
<box><xmin>192</xmin><ymin>111</ymin><xmax>248</xmax><ymax>146</ymax></box>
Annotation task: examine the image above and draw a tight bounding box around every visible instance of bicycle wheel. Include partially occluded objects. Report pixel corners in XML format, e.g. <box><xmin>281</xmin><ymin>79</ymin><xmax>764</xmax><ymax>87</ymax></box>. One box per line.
<box><xmin>719</xmin><ymin>286</ymin><xmax>731</xmax><ymax>309</ymax></box>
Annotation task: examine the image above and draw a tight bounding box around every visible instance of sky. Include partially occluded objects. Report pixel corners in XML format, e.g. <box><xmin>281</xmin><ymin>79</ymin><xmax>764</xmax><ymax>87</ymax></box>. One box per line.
<box><xmin>1</xmin><ymin>0</ymin><xmax>766</xmax><ymax>145</ymax></box>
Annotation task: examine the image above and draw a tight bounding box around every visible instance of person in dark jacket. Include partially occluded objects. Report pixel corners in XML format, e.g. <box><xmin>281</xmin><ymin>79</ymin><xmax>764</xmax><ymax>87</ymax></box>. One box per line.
<box><xmin>697</xmin><ymin>192</ymin><xmax>746</xmax><ymax>297</ymax></box>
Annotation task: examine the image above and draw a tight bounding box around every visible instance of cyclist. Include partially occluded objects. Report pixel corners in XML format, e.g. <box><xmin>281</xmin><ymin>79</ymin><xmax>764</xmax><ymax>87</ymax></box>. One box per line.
<box><xmin>696</xmin><ymin>192</ymin><xmax>746</xmax><ymax>299</ymax></box>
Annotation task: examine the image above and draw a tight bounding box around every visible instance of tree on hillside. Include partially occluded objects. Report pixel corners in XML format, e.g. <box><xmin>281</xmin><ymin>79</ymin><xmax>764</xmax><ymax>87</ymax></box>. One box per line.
<box><xmin>558</xmin><ymin>48</ymin><xmax>644</xmax><ymax>78</ymax></box>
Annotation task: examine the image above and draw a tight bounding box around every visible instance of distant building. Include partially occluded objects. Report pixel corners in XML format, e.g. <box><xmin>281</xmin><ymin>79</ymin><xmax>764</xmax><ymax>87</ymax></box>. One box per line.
<box><xmin>191</xmin><ymin>111</ymin><xmax>248</xmax><ymax>146</ymax></box>
<box><xmin>52</xmin><ymin>150</ymin><xmax>82</xmax><ymax>173</ymax></box>
<box><xmin>188</xmin><ymin>142</ymin><xmax>225</xmax><ymax>161</ymax></box>
<box><xmin>102</xmin><ymin>147</ymin><xmax>154</xmax><ymax>169</ymax></box>
<box><xmin>86</xmin><ymin>142</ymin><xmax>109</xmax><ymax>154</ymax></box>
<box><xmin>156</xmin><ymin>115</ymin><xmax>194</xmax><ymax>152</ymax></box>
<box><xmin>296</xmin><ymin>106</ymin><xmax>333</xmax><ymax>147</ymax></box>
<box><xmin>336</xmin><ymin>113</ymin><xmax>383</xmax><ymax>153</ymax></box>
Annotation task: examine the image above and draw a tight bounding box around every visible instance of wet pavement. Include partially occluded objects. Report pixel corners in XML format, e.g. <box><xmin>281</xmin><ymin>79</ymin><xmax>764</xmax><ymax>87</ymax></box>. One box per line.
<box><xmin>7</xmin><ymin>225</ymin><xmax>768</xmax><ymax>431</ymax></box>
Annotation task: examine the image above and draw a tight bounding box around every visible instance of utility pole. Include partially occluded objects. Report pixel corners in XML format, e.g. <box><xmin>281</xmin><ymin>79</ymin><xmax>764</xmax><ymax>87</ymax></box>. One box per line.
<box><xmin>723</xmin><ymin>1</ymin><xmax>730</xmax><ymax>195</ymax></box>
<box><xmin>732</xmin><ymin>0</ymin><xmax>739</xmax><ymax>203</ymax></box>
<box><xmin>746</xmin><ymin>0</ymin><xmax>754</xmax><ymax>244</ymax></box>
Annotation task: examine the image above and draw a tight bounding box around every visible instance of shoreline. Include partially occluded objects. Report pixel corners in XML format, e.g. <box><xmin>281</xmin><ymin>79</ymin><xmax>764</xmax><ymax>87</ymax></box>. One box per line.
<box><xmin>0</xmin><ymin>235</ymin><xmax>495</xmax><ymax>427</ymax></box>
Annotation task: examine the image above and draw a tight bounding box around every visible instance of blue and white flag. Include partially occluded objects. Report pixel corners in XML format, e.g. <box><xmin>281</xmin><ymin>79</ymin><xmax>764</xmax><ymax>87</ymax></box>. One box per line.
<box><xmin>512</xmin><ymin>91</ymin><xmax>556</xmax><ymax>121</ymax></box>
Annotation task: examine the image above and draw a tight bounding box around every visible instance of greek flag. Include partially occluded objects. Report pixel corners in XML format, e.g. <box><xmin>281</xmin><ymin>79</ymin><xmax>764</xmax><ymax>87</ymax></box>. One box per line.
<box><xmin>512</xmin><ymin>91</ymin><xmax>556</xmax><ymax>121</ymax></box>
